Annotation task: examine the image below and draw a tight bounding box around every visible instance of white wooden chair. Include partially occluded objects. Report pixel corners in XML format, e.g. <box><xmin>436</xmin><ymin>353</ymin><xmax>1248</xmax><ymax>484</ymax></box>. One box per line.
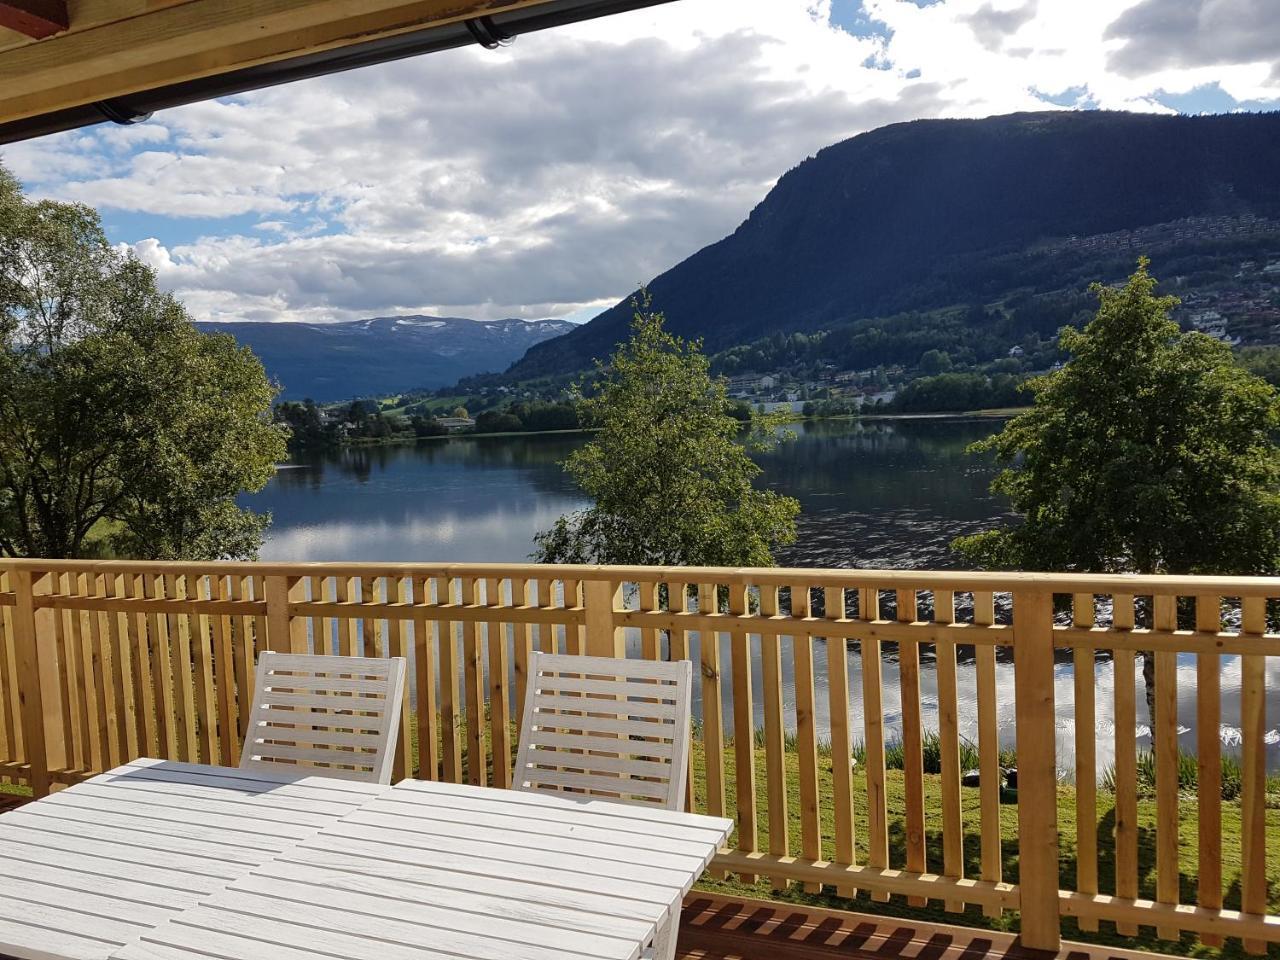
<box><xmin>514</xmin><ymin>651</ymin><xmax>694</xmax><ymax>960</ymax></box>
<box><xmin>240</xmin><ymin>651</ymin><xmax>407</xmax><ymax>784</ymax></box>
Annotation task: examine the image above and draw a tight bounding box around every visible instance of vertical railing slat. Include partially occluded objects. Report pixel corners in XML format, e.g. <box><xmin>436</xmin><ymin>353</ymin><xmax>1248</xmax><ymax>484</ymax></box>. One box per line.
<box><xmin>414</xmin><ymin>576</ymin><xmax>439</xmax><ymax>781</ymax></box>
<box><xmin>513</xmin><ymin>578</ymin><xmax>535</xmax><ymax>729</ymax></box>
<box><xmin>0</xmin><ymin>571</ymin><xmax>20</xmax><ymax>768</ymax></box>
<box><xmin>1012</xmin><ymin>588</ymin><xmax>1060</xmax><ymax>953</ymax></box>
<box><xmin>87</xmin><ymin>574</ymin><xmax>113</xmax><ymax>771</ymax></box>
<box><xmin>757</xmin><ymin>584</ymin><xmax>788</xmax><ymax>889</ymax></box>
<box><xmin>105</xmin><ymin>574</ymin><xmax>133</xmax><ymax>765</ymax></box>
<box><xmin>390</xmin><ymin>577</ymin><xmax>413</xmax><ymax>783</ymax></box>
<box><xmin>1071</xmin><ymin>592</ymin><xmax>1098</xmax><ymax>932</ymax></box>
<box><xmin>173</xmin><ymin>575</ymin><xmax>199</xmax><ymax>763</ymax></box>
<box><xmin>1152</xmin><ymin>594</ymin><xmax>1180</xmax><ymax>941</ymax></box>
<box><xmin>859</xmin><ymin>586</ymin><xmax>889</xmax><ymax>901</ymax></box>
<box><xmin>439</xmin><ymin>577</ymin><xmax>463</xmax><ymax>784</ymax></box>
<box><xmin>487</xmin><ymin>577</ymin><xmax>512</xmax><ymax>789</ymax></box>
<box><xmin>359</xmin><ymin>576</ymin><xmax>377</xmax><ymax>657</ymax></box>
<box><xmin>699</xmin><ymin>582</ymin><xmax>726</xmax><ymax>822</ymax></box>
<box><xmin>639</xmin><ymin>582</ymin><xmax>660</xmax><ymax>662</ymax></box>
<box><xmin>537</xmin><ymin>579</ymin><xmax>557</xmax><ymax>655</ymax></box>
<box><xmin>564</xmin><ymin>579</ymin><xmax>585</xmax><ymax>655</ymax></box>
<box><xmin>1112</xmin><ymin>593</ymin><xmax>1139</xmax><ymax>936</ymax></box>
<box><xmin>826</xmin><ymin>585</ymin><xmax>856</xmax><ymax>898</ymax></box>
<box><xmin>230</xmin><ymin>576</ymin><xmax>254</xmax><ymax>749</ymax></box>
<box><xmin>1195</xmin><ymin>594</ymin><xmax>1223</xmax><ymax>947</ymax></box>
<box><xmin>935</xmin><ymin>590</ymin><xmax>963</xmax><ymax>912</ymax></box>
<box><xmin>973</xmin><ymin>590</ymin><xmax>1002</xmax><ymax>918</ymax></box>
<box><xmin>336</xmin><ymin>577</ymin><xmax>359</xmax><ymax>656</ymax></box>
<box><xmin>12</xmin><ymin>569</ymin><xmax>50</xmax><ymax>796</ymax></box>
<box><xmin>728</xmin><ymin>583</ymin><xmax>756</xmax><ymax>884</ymax></box>
<box><xmin>68</xmin><ymin>573</ymin><xmax>92</xmax><ymax>770</ymax></box>
<box><xmin>791</xmin><ymin>584</ymin><xmax>822</xmax><ymax>893</ymax></box>
<box><xmin>668</xmin><ymin>582</ymin><xmax>695</xmax><ymax>814</ymax></box>
<box><xmin>190</xmin><ymin>575</ymin><xmax>217</xmax><ymax>765</ymax></box>
<box><xmin>896</xmin><ymin>588</ymin><xmax>927</xmax><ymax>906</ymax></box>
<box><xmin>460</xmin><ymin>577</ymin><xmax>485</xmax><ymax>787</ymax></box>
<box><xmin>211</xmin><ymin>575</ymin><xmax>235</xmax><ymax>765</ymax></box>
<box><xmin>126</xmin><ymin>573</ymin><xmax>156</xmax><ymax>757</ymax></box>
<box><xmin>144</xmin><ymin>573</ymin><xmax>176</xmax><ymax>760</ymax></box>
<box><xmin>1240</xmin><ymin>596</ymin><xmax>1268</xmax><ymax>955</ymax></box>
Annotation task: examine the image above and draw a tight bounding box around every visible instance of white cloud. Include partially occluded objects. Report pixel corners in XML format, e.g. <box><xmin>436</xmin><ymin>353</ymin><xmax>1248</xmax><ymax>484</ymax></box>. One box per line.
<box><xmin>3</xmin><ymin>0</ymin><xmax>1278</xmax><ymax>324</ymax></box>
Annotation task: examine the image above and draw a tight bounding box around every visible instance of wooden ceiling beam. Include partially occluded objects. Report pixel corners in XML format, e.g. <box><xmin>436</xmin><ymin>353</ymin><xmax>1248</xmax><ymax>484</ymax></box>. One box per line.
<box><xmin>0</xmin><ymin>0</ymin><xmax>68</xmax><ymax>39</ymax></box>
<box><xmin>0</xmin><ymin>0</ymin><xmax>554</xmax><ymax>126</ymax></box>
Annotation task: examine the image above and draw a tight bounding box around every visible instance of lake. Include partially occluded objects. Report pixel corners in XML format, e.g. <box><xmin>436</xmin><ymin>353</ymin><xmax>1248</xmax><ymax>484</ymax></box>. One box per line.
<box><xmin>245</xmin><ymin>416</ymin><xmax>1280</xmax><ymax>775</ymax></box>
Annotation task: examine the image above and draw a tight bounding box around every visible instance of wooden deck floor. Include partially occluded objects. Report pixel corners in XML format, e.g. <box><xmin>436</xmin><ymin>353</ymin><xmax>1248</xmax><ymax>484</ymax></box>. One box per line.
<box><xmin>677</xmin><ymin>895</ymin><xmax>1172</xmax><ymax>960</ymax></box>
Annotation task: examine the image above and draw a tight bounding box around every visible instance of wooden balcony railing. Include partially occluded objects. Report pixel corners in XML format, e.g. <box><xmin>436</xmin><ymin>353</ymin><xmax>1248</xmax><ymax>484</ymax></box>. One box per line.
<box><xmin>1</xmin><ymin>559</ymin><xmax>1278</xmax><ymax>952</ymax></box>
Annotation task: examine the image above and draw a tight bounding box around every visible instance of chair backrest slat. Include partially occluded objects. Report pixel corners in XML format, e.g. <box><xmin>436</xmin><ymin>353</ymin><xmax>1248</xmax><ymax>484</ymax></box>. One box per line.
<box><xmin>240</xmin><ymin>652</ymin><xmax>407</xmax><ymax>784</ymax></box>
<box><xmin>513</xmin><ymin>652</ymin><xmax>693</xmax><ymax>810</ymax></box>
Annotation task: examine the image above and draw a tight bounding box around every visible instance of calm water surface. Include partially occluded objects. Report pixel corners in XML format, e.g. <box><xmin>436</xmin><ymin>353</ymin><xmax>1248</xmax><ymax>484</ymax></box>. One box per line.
<box><xmin>245</xmin><ymin>417</ymin><xmax>1280</xmax><ymax>775</ymax></box>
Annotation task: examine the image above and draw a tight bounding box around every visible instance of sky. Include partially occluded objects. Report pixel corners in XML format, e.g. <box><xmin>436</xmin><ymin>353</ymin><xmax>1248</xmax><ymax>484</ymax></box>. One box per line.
<box><xmin>3</xmin><ymin>0</ymin><xmax>1279</xmax><ymax>325</ymax></box>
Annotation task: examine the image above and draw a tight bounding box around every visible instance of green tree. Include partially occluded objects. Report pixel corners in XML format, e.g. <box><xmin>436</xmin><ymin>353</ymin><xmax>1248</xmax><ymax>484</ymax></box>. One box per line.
<box><xmin>534</xmin><ymin>296</ymin><xmax>799</xmax><ymax>567</ymax></box>
<box><xmin>953</xmin><ymin>260</ymin><xmax>1280</xmax><ymax>575</ymax></box>
<box><xmin>1237</xmin><ymin>345</ymin><xmax>1280</xmax><ymax>388</ymax></box>
<box><xmin>0</xmin><ymin>164</ymin><xmax>286</xmax><ymax>560</ymax></box>
<box><xmin>275</xmin><ymin>399</ymin><xmax>337</xmax><ymax>453</ymax></box>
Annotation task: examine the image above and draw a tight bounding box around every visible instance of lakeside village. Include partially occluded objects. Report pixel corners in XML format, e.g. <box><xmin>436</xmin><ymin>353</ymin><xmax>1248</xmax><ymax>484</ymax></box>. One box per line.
<box><xmin>278</xmin><ymin>242</ymin><xmax>1280</xmax><ymax>451</ymax></box>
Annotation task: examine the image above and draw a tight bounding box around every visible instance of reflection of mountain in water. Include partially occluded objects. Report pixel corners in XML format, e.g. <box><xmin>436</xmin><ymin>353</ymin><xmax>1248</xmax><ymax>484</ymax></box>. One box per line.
<box><xmin>759</xmin><ymin>417</ymin><xmax>1018</xmax><ymax>569</ymax></box>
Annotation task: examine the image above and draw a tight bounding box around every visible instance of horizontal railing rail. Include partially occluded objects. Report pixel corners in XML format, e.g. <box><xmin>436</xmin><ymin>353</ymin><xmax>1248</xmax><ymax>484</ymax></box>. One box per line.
<box><xmin>0</xmin><ymin>559</ymin><xmax>1277</xmax><ymax>952</ymax></box>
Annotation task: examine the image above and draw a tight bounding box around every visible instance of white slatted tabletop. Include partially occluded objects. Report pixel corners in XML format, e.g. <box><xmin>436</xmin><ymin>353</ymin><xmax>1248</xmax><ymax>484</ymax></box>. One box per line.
<box><xmin>0</xmin><ymin>758</ymin><xmax>389</xmax><ymax>960</ymax></box>
<box><xmin>114</xmin><ymin>778</ymin><xmax>733</xmax><ymax>960</ymax></box>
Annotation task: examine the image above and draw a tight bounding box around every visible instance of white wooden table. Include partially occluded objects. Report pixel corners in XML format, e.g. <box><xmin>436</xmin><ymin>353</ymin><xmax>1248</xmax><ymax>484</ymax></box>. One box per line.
<box><xmin>0</xmin><ymin>758</ymin><xmax>388</xmax><ymax>960</ymax></box>
<box><xmin>0</xmin><ymin>763</ymin><xmax>732</xmax><ymax>960</ymax></box>
<box><xmin>115</xmin><ymin>778</ymin><xmax>731</xmax><ymax>960</ymax></box>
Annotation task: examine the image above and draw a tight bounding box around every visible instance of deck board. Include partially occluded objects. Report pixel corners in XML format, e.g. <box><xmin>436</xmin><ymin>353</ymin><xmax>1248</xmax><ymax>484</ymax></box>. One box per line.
<box><xmin>677</xmin><ymin>895</ymin><xmax>1179</xmax><ymax>960</ymax></box>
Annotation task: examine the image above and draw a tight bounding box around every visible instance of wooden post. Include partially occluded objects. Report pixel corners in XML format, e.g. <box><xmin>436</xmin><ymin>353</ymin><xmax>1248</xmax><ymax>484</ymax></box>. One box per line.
<box><xmin>1012</xmin><ymin>588</ymin><xmax>1061</xmax><ymax>952</ymax></box>
<box><xmin>582</xmin><ymin>578</ymin><xmax>623</xmax><ymax>659</ymax></box>
<box><xmin>12</xmin><ymin>568</ymin><xmax>50</xmax><ymax>797</ymax></box>
<box><xmin>264</xmin><ymin>575</ymin><xmax>307</xmax><ymax>653</ymax></box>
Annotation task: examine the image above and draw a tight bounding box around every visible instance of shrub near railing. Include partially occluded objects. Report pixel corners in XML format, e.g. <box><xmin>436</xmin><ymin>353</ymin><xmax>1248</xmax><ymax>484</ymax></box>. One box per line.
<box><xmin>1</xmin><ymin>559</ymin><xmax>1278</xmax><ymax>952</ymax></box>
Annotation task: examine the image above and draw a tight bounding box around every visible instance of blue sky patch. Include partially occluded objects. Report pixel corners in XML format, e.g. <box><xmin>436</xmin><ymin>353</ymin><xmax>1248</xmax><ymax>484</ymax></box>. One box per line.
<box><xmin>1031</xmin><ymin>85</ymin><xmax>1100</xmax><ymax>109</ymax></box>
<box><xmin>1152</xmin><ymin>82</ymin><xmax>1280</xmax><ymax>115</ymax></box>
<box><xmin>829</xmin><ymin>0</ymin><xmax>893</xmax><ymax>42</ymax></box>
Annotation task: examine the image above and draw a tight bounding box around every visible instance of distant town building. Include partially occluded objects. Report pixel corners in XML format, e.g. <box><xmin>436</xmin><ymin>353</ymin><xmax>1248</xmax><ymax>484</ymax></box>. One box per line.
<box><xmin>726</xmin><ymin>374</ymin><xmax>776</xmax><ymax>397</ymax></box>
<box><xmin>435</xmin><ymin>417</ymin><xmax>476</xmax><ymax>432</ymax></box>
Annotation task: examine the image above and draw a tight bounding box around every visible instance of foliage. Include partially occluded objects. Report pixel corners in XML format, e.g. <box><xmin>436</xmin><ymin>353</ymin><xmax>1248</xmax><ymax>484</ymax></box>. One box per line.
<box><xmin>473</xmin><ymin>410</ymin><xmax>524</xmax><ymax>433</ymax></box>
<box><xmin>410</xmin><ymin>414</ymin><xmax>448</xmax><ymax>437</ymax></box>
<box><xmin>533</xmin><ymin>296</ymin><xmax>799</xmax><ymax>566</ymax></box>
<box><xmin>0</xmin><ymin>165</ymin><xmax>286</xmax><ymax>560</ymax></box>
<box><xmin>473</xmin><ymin>400</ymin><xmax>579</xmax><ymax>434</ymax></box>
<box><xmin>1102</xmin><ymin>748</ymin><xmax>1243</xmax><ymax>801</ymax></box>
<box><xmin>1237</xmin><ymin>345</ymin><xmax>1280</xmax><ymax>388</ymax></box>
<box><xmin>274</xmin><ymin>399</ymin><xmax>340</xmax><ymax>453</ymax></box>
<box><xmin>891</xmin><ymin>371</ymin><xmax>1025</xmax><ymax>413</ymax></box>
<box><xmin>953</xmin><ymin>259</ymin><xmax>1280</xmax><ymax>574</ymax></box>
<box><xmin>339</xmin><ymin>400</ymin><xmax>404</xmax><ymax>440</ymax></box>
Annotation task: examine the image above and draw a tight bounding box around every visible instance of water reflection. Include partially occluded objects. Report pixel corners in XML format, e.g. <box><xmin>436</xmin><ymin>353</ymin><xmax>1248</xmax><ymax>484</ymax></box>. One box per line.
<box><xmin>250</xmin><ymin>417</ymin><xmax>1280</xmax><ymax>777</ymax></box>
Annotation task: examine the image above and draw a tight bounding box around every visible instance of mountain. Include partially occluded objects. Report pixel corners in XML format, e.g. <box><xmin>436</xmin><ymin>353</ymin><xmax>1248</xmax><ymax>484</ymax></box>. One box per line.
<box><xmin>507</xmin><ymin>110</ymin><xmax>1280</xmax><ymax>380</ymax></box>
<box><xmin>196</xmin><ymin>316</ymin><xmax>577</xmax><ymax>400</ymax></box>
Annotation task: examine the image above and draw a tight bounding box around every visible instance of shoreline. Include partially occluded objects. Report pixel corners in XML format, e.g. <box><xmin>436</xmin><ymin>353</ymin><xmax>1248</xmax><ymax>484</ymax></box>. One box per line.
<box><xmin>286</xmin><ymin>407</ymin><xmax>1027</xmax><ymax>457</ymax></box>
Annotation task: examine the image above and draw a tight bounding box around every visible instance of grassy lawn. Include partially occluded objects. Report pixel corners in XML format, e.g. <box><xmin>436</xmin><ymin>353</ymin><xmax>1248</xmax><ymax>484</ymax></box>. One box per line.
<box><xmin>687</xmin><ymin>739</ymin><xmax>1280</xmax><ymax>958</ymax></box>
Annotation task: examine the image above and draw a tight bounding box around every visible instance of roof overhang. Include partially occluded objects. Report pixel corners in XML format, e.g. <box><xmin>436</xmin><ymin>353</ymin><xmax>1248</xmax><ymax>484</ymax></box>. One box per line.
<box><xmin>0</xmin><ymin>0</ymin><xmax>677</xmax><ymax>145</ymax></box>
